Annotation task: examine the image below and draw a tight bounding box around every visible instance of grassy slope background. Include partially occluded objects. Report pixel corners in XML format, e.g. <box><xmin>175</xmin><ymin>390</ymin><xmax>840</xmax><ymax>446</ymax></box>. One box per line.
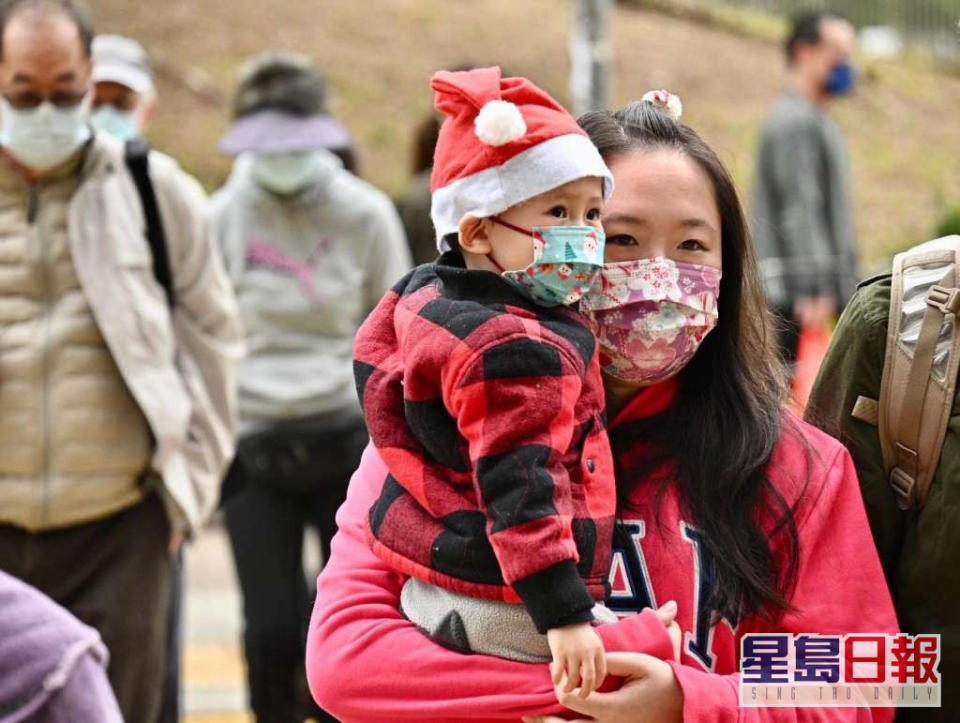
<box><xmin>88</xmin><ymin>0</ymin><xmax>960</xmax><ymax>270</ymax></box>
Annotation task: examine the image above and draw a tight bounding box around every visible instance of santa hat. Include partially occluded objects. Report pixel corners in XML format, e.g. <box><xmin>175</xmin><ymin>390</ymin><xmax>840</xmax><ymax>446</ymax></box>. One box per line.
<box><xmin>429</xmin><ymin>66</ymin><xmax>613</xmax><ymax>251</ymax></box>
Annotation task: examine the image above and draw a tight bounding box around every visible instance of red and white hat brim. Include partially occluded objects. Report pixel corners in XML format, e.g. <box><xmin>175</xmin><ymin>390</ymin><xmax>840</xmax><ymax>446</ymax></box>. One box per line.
<box><xmin>431</xmin><ymin>133</ymin><xmax>614</xmax><ymax>251</ymax></box>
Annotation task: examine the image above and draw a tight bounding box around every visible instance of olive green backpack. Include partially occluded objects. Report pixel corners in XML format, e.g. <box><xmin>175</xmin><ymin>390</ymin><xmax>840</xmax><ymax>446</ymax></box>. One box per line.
<box><xmin>851</xmin><ymin>235</ymin><xmax>960</xmax><ymax>509</ymax></box>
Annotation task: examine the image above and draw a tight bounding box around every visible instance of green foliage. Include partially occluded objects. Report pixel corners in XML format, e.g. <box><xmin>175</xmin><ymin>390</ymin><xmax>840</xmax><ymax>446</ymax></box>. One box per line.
<box><xmin>936</xmin><ymin>206</ymin><xmax>960</xmax><ymax>238</ymax></box>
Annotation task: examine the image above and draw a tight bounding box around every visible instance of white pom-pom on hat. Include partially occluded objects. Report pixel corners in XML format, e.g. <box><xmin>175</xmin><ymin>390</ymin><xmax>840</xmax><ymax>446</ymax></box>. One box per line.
<box><xmin>641</xmin><ymin>89</ymin><xmax>683</xmax><ymax>121</ymax></box>
<box><xmin>474</xmin><ymin>100</ymin><xmax>527</xmax><ymax>147</ymax></box>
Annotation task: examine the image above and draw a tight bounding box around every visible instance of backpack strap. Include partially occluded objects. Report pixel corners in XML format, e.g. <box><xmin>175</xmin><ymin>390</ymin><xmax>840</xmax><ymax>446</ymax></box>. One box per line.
<box><xmin>124</xmin><ymin>139</ymin><xmax>175</xmax><ymax>309</ymax></box>
<box><xmin>878</xmin><ymin>235</ymin><xmax>960</xmax><ymax>509</ymax></box>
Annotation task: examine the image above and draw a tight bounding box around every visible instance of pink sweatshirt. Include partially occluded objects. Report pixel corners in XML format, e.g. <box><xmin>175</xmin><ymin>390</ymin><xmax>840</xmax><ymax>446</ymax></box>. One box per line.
<box><xmin>307</xmin><ymin>385</ymin><xmax>898</xmax><ymax>722</ymax></box>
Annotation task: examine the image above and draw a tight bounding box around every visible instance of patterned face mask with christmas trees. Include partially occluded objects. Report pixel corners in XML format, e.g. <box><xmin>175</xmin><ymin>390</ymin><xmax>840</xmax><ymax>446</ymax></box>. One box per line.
<box><xmin>488</xmin><ymin>217</ymin><xmax>606</xmax><ymax>307</ymax></box>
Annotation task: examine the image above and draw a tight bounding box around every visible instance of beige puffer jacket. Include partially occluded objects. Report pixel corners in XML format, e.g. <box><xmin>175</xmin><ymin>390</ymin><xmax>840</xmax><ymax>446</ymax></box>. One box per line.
<box><xmin>0</xmin><ymin>134</ymin><xmax>243</xmax><ymax>534</ymax></box>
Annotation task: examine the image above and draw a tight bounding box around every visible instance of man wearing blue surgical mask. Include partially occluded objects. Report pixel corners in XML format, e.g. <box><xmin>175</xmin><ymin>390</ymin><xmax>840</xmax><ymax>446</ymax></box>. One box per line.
<box><xmin>752</xmin><ymin>10</ymin><xmax>858</xmax><ymax>375</ymax></box>
<box><xmin>90</xmin><ymin>34</ymin><xmax>156</xmax><ymax>142</ymax></box>
<box><xmin>0</xmin><ymin>2</ymin><xmax>243</xmax><ymax>722</ymax></box>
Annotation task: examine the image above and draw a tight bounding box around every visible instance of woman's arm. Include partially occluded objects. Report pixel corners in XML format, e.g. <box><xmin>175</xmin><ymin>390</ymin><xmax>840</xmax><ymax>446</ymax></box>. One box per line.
<box><xmin>306</xmin><ymin>443</ymin><xmax>677</xmax><ymax>723</ymax></box>
<box><xmin>530</xmin><ymin>444</ymin><xmax>900</xmax><ymax>723</ymax></box>
<box><xmin>665</xmin><ymin>444</ymin><xmax>898</xmax><ymax>722</ymax></box>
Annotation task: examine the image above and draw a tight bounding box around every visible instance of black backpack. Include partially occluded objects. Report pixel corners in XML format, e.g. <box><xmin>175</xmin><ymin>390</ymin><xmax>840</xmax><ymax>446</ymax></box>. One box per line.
<box><xmin>124</xmin><ymin>139</ymin><xmax>175</xmax><ymax>309</ymax></box>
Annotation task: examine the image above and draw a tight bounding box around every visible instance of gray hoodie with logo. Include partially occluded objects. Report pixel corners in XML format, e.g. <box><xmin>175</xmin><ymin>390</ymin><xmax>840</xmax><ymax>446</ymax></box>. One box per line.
<box><xmin>208</xmin><ymin>153</ymin><xmax>411</xmax><ymax>434</ymax></box>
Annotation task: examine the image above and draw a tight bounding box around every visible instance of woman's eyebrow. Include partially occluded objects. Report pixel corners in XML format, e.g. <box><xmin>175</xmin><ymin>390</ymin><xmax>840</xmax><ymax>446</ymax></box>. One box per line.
<box><xmin>602</xmin><ymin>214</ymin><xmax>717</xmax><ymax>233</ymax></box>
<box><xmin>602</xmin><ymin>212</ymin><xmax>647</xmax><ymax>226</ymax></box>
<box><xmin>680</xmin><ymin>218</ymin><xmax>716</xmax><ymax>232</ymax></box>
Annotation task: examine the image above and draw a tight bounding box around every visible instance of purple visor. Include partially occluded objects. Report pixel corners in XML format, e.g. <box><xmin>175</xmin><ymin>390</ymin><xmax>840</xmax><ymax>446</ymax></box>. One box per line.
<box><xmin>218</xmin><ymin>109</ymin><xmax>352</xmax><ymax>155</ymax></box>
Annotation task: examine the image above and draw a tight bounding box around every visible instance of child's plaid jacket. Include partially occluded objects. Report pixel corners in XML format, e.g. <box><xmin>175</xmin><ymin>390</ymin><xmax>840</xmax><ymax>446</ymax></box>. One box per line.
<box><xmin>354</xmin><ymin>253</ymin><xmax>616</xmax><ymax>632</ymax></box>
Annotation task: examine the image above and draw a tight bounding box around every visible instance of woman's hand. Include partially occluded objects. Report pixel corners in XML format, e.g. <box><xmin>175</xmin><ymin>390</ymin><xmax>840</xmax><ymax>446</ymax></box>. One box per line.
<box><xmin>522</xmin><ymin>652</ymin><xmax>683</xmax><ymax>723</ymax></box>
<box><xmin>651</xmin><ymin>600</ymin><xmax>682</xmax><ymax>661</ymax></box>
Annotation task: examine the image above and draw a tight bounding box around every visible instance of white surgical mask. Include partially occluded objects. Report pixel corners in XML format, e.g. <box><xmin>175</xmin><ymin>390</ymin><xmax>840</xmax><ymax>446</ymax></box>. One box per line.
<box><xmin>0</xmin><ymin>96</ymin><xmax>92</xmax><ymax>171</ymax></box>
<box><xmin>252</xmin><ymin>151</ymin><xmax>330</xmax><ymax>196</ymax></box>
<box><xmin>91</xmin><ymin>105</ymin><xmax>141</xmax><ymax>142</ymax></box>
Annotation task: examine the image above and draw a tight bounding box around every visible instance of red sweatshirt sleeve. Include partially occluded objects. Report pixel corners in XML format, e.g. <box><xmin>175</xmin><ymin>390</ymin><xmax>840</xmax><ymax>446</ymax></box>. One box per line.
<box><xmin>667</xmin><ymin>445</ymin><xmax>898</xmax><ymax>722</ymax></box>
<box><xmin>444</xmin><ymin>335</ymin><xmax>596</xmax><ymax>631</ymax></box>
<box><xmin>306</xmin><ymin>443</ymin><xmax>676</xmax><ymax>723</ymax></box>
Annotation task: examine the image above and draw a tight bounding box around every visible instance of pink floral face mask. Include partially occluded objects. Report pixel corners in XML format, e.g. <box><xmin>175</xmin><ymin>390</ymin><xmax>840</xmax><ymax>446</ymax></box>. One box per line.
<box><xmin>580</xmin><ymin>257</ymin><xmax>722</xmax><ymax>385</ymax></box>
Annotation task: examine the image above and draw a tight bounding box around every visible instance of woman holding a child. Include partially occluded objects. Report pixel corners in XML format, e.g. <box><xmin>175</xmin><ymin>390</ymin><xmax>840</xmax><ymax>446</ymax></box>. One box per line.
<box><xmin>307</xmin><ymin>68</ymin><xmax>898</xmax><ymax>722</ymax></box>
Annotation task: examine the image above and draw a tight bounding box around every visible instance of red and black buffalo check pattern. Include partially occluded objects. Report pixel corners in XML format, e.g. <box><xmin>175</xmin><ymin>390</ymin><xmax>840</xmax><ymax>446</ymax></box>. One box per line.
<box><xmin>354</xmin><ymin>253</ymin><xmax>617</xmax><ymax>632</ymax></box>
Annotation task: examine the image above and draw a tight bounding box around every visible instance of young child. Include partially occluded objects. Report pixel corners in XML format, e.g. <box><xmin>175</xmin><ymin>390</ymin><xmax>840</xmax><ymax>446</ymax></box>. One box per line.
<box><xmin>354</xmin><ymin>67</ymin><xmax>617</xmax><ymax>697</ymax></box>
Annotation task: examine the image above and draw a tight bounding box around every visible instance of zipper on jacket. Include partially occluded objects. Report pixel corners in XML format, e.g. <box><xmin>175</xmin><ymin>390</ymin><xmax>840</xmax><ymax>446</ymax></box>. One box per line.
<box><xmin>29</xmin><ymin>187</ymin><xmax>54</xmax><ymax>527</ymax></box>
<box><xmin>27</xmin><ymin>187</ymin><xmax>39</xmax><ymax>225</ymax></box>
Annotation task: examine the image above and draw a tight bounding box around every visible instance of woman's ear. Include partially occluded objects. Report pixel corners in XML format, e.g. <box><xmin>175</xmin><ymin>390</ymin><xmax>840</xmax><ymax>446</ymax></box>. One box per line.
<box><xmin>458</xmin><ymin>216</ymin><xmax>493</xmax><ymax>255</ymax></box>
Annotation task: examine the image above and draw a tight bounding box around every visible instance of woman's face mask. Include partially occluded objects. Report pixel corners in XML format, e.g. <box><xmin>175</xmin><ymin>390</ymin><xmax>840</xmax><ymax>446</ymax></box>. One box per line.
<box><xmin>253</xmin><ymin>150</ymin><xmax>331</xmax><ymax>195</ymax></box>
<box><xmin>580</xmin><ymin>256</ymin><xmax>721</xmax><ymax>385</ymax></box>
<box><xmin>0</xmin><ymin>96</ymin><xmax>92</xmax><ymax>171</ymax></box>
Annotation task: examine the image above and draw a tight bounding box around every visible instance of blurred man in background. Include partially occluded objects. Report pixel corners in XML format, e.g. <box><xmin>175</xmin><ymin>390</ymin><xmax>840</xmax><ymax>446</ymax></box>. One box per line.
<box><xmin>0</xmin><ymin>1</ymin><xmax>242</xmax><ymax>720</ymax></box>
<box><xmin>92</xmin><ymin>32</ymin><xmax>187</xmax><ymax>723</ymax></box>
<box><xmin>752</xmin><ymin>10</ymin><xmax>858</xmax><ymax>369</ymax></box>
<box><xmin>210</xmin><ymin>52</ymin><xmax>410</xmax><ymax>723</ymax></box>
<box><xmin>91</xmin><ymin>34</ymin><xmax>156</xmax><ymax>142</ymax></box>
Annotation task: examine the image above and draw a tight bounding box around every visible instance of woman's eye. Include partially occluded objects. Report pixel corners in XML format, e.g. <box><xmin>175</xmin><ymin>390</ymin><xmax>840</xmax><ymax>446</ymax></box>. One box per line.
<box><xmin>680</xmin><ymin>239</ymin><xmax>707</xmax><ymax>251</ymax></box>
<box><xmin>586</xmin><ymin>208</ymin><xmax>601</xmax><ymax>221</ymax></box>
<box><xmin>548</xmin><ymin>205</ymin><xmax>567</xmax><ymax>218</ymax></box>
<box><xmin>607</xmin><ymin>234</ymin><xmax>637</xmax><ymax>246</ymax></box>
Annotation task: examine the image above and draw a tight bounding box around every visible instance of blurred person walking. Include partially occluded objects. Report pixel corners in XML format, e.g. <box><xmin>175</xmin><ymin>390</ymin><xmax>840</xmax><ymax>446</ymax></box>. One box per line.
<box><xmin>90</xmin><ymin>34</ymin><xmax>156</xmax><ymax>142</ymax></box>
<box><xmin>752</xmin><ymin>10</ymin><xmax>858</xmax><ymax>369</ymax></box>
<box><xmin>210</xmin><ymin>52</ymin><xmax>410</xmax><ymax>723</ymax></box>
<box><xmin>395</xmin><ymin>111</ymin><xmax>440</xmax><ymax>266</ymax></box>
<box><xmin>0</xmin><ymin>1</ymin><xmax>242</xmax><ymax>721</ymax></box>
<box><xmin>91</xmin><ymin>32</ymin><xmax>186</xmax><ymax>723</ymax></box>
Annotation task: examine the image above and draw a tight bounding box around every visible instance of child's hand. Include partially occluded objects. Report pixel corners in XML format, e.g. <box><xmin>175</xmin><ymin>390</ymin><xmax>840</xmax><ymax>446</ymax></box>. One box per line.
<box><xmin>546</xmin><ymin>621</ymin><xmax>606</xmax><ymax>699</ymax></box>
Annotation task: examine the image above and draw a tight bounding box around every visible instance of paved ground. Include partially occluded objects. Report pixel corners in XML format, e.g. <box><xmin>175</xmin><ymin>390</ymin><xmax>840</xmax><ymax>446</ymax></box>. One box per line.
<box><xmin>182</xmin><ymin>519</ymin><xmax>249</xmax><ymax>721</ymax></box>
<box><xmin>181</xmin><ymin>519</ymin><xmax>323</xmax><ymax>722</ymax></box>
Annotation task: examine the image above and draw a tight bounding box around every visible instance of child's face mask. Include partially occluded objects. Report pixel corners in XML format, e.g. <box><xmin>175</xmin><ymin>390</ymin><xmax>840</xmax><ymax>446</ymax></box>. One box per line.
<box><xmin>487</xmin><ymin>217</ymin><xmax>605</xmax><ymax>307</ymax></box>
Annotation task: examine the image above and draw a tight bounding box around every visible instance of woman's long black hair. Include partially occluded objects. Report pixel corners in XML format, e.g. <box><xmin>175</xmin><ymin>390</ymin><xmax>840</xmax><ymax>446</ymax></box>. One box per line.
<box><xmin>579</xmin><ymin>101</ymin><xmax>803</xmax><ymax>624</ymax></box>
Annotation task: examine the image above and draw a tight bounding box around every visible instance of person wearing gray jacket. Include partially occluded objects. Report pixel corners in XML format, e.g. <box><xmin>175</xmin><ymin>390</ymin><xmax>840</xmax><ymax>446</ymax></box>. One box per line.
<box><xmin>0</xmin><ymin>2</ymin><xmax>242</xmax><ymax>721</ymax></box>
<box><xmin>752</xmin><ymin>10</ymin><xmax>858</xmax><ymax>367</ymax></box>
<box><xmin>210</xmin><ymin>53</ymin><xmax>410</xmax><ymax>722</ymax></box>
